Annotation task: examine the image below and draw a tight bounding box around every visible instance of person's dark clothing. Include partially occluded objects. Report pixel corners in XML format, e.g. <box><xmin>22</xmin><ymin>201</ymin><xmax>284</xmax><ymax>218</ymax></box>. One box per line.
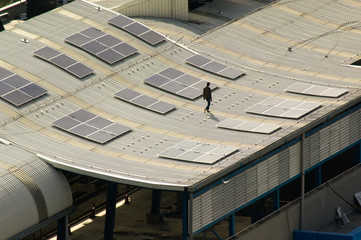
<box><xmin>203</xmin><ymin>86</ymin><xmax>212</xmax><ymax>112</ymax></box>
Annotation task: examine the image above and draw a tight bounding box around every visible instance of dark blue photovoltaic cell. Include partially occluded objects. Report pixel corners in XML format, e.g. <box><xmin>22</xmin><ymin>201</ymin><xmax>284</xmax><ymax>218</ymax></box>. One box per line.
<box><xmin>50</xmin><ymin>54</ymin><xmax>77</xmax><ymax>68</ymax></box>
<box><xmin>97</xmin><ymin>34</ymin><xmax>122</xmax><ymax>47</ymax></box>
<box><xmin>69</xmin><ymin>109</ymin><xmax>97</xmax><ymax>122</ymax></box>
<box><xmin>124</xmin><ymin>22</ymin><xmax>149</xmax><ymax>36</ymax></box>
<box><xmin>32</xmin><ymin>46</ymin><xmax>61</xmax><ymax>60</ymax></box>
<box><xmin>53</xmin><ymin>116</ymin><xmax>81</xmax><ymax>130</ymax></box>
<box><xmin>144</xmin><ymin>74</ymin><xmax>169</xmax><ymax>87</ymax></box>
<box><xmin>108</xmin><ymin>14</ymin><xmax>134</xmax><ymax>28</ymax></box>
<box><xmin>65</xmin><ymin>33</ymin><xmax>91</xmax><ymax>46</ymax></box>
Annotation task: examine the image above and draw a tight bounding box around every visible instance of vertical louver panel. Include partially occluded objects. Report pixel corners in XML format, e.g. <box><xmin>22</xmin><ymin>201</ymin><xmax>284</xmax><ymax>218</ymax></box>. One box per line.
<box><xmin>329</xmin><ymin>122</ymin><xmax>340</xmax><ymax>156</ymax></box>
<box><xmin>304</xmin><ymin>134</ymin><xmax>311</xmax><ymax>169</ymax></box>
<box><xmin>257</xmin><ymin>160</ymin><xmax>268</xmax><ymax>196</ymax></box>
<box><xmin>200</xmin><ymin>191</ymin><xmax>213</xmax><ymax>228</ymax></box>
<box><xmin>223</xmin><ymin>180</ymin><xmax>236</xmax><ymax>214</ymax></box>
<box><xmin>278</xmin><ymin>149</ymin><xmax>289</xmax><ymax>184</ymax></box>
<box><xmin>212</xmin><ymin>186</ymin><xmax>224</xmax><ymax>219</ymax></box>
<box><xmin>192</xmin><ymin>196</ymin><xmax>202</xmax><ymax>231</ymax></box>
<box><xmin>309</xmin><ymin>131</ymin><xmax>320</xmax><ymax>166</ymax></box>
<box><xmin>289</xmin><ymin>142</ymin><xmax>301</xmax><ymax>178</ymax></box>
<box><xmin>268</xmin><ymin>155</ymin><xmax>279</xmax><ymax>189</ymax></box>
<box><xmin>349</xmin><ymin>110</ymin><xmax>360</xmax><ymax>143</ymax></box>
<box><xmin>319</xmin><ymin>127</ymin><xmax>330</xmax><ymax>160</ymax></box>
<box><xmin>246</xmin><ymin>167</ymin><xmax>257</xmax><ymax>202</ymax></box>
<box><xmin>235</xmin><ymin>172</ymin><xmax>247</xmax><ymax>207</ymax></box>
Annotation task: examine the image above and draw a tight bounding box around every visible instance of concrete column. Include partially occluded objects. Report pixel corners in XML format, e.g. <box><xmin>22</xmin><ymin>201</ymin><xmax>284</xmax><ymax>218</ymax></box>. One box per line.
<box><xmin>229</xmin><ymin>213</ymin><xmax>235</xmax><ymax>238</ymax></box>
<box><xmin>182</xmin><ymin>189</ymin><xmax>188</xmax><ymax>240</ymax></box>
<box><xmin>104</xmin><ymin>181</ymin><xmax>118</xmax><ymax>240</ymax></box>
<box><xmin>151</xmin><ymin>190</ymin><xmax>161</xmax><ymax>214</ymax></box>
<box><xmin>57</xmin><ymin>215</ymin><xmax>69</xmax><ymax>240</ymax></box>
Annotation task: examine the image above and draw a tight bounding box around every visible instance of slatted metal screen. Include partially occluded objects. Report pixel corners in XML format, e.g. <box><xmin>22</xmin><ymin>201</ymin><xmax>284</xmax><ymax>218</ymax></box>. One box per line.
<box><xmin>192</xmin><ymin>108</ymin><xmax>361</xmax><ymax>233</ymax></box>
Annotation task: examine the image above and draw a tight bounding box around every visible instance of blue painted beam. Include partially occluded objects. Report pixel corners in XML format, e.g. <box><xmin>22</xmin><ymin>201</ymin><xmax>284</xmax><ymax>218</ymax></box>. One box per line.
<box><xmin>182</xmin><ymin>189</ymin><xmax>188</xmax><ymax>240</ymax></box>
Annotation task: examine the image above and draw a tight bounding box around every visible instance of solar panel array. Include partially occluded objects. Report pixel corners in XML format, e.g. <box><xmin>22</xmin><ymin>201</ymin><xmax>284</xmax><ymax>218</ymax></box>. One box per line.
<box><xmin>245</xmin><ymin>97</ymin><xmax>321</xmax><ymax>119</ymax></box>
<box><xmin>33</xmin><ymin>46</ymin><xmax>94</xmax><ymax>78</ymax></box>
<box><xmin>0</xmin><ymin>67</ymin><xmax>47</xmax><ymax>106</ymax></box>
<box><xmin>108</xmin><ymin>15</ymin><xmax>165</xmax><ymax>46</ymax></box>
<box><xmin>53</xmin><ymin>109</ymin><xmax>131</xmax><ymax>144</ymax></box>
<box><xmin>114</xmin><ymin>88</ymin><xmax>176</xmax><ymax>114</ymax></box>
<box><xmin>186</xmin><ymin>55</ymin><xmax>244</xmax><ymax>79</ymax></box>
<box><xmin>158</xmin><ymin>140</ymin><xmax>238</xmax><ymax>164</ymax></box>
<box><xmin>65</xmin><ymin>27</ymin><xmax>138</xmax><ymax>64</ymax></box>
<box><xmin>285</xmin><ymin>83</ymin><xmax>348</xmax><ymax>98</ymax></box>
<box><xmin>217</xmin><ymin>118</ymin><xmax>281</xmax><ymax>134</ymax></box>
<box><xmin>144</xmin><ymin>67</ymin><xmax>217</xmax><ymax>100</ymax></box>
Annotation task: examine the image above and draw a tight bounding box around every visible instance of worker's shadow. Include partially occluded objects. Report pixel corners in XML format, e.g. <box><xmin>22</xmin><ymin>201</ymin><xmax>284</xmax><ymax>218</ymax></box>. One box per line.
<box><xmin>209</xmin><ymin>112</ymin><xmax>220</xmax><ymax>122</ymax></box>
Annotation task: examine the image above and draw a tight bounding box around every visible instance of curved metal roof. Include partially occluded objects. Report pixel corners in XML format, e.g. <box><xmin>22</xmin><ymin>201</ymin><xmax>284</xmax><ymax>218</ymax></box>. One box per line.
<box><xmin>0</xmin><ymin>144</ymin><xmax>72</xmax><ymax>239</ymax></box>
<box><xmin>0</xmin><ymin>0</ymin><xmax>360</xmax><ymax>192</ymax></box>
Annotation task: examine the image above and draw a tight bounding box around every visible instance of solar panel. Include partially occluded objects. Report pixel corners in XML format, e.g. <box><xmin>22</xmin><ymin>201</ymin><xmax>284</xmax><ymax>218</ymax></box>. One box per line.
<box><xmin>185</xmin><ymin>55</ymin><xmax>245</xmax><ymax>79</ymax></box>
<box><xmin>114</xmin><ymin>88</ymin><xmax>176</xmax><ymax>114</ymax></box>
<box><xmin>144</xmin><ymin>68</ymin><xmax>215</xmax><ymax>100</ymax></box>
<box><xmin>0</xmin><ymin>68</ymin><xmax>47</xmax><ymax>106</ymax></box>
<box><xmin>50</xmin><ymin>54</ymin><xmax>77</xmax><ymax>68</ymax></box>
<box><xmin>108</xmin><ymin>15</ymin><xmax>165</xmax><ymax>46</ymax></box>
<box><xmin>82</xmin><ymin>40</ymin><xmax>108</xmax><ymax>55</ymax></box>
<box><xmin>217</xmin><ymin>118</ymin><xmax>281</xmax><ymax>134</ymax></box>
<box><xmin>0</xmin><ymin>82</ymin><xmax>14</xmax><ymax>95</ymax></box>
<box><xmin>202</xmin><ymin>61</ymin><xmax>227</xmax><ymax>73</ymax></box>
<box><xmin>0</xmin><ymin>67</ymin><xmax>14</xmax><ymax>81</ymax></box>
<box><xmin>139</xmin><ymin>30</ymin><xmax>165</xmax><ymax>46</ymax></box>
<box><xmin>2</xmin><ymin>90</ymin><xmax>32</xmax><ymax>106</ymax></box>
<box><xmin>66</xmin><ymin>63</ymin><xmax>94</xmax><ymax>79</ymax></box>
<box><xmin>159</xmin><ymin>67</ymin><xmax>184</xmax><ymax>79</ymax></box>
<box><xmin>33</xmin><ymin>46</ymin><xmax>94</xmax><ymax>79</ymax></box>
<box><xmin>108</xmin><ymin>14</ymin><xmax>134</xmax><ymax>28</ymax></box>
<box><xmin>112</xmin><ymin>43</ymin><xmax>138</xmax><ymax>57</ymax></box>
<box><xmin>19</xmin><ymin>83</ymin><xmax>47</xmax><ymax>98</ymax></box>
<box><xmin>53</xmin><ymin>109</ymin><xmax>131</xmax><ymax>143</ymax></box>
<box><xmin>245</xmin><ymin>97</ymin><xmax>321</xmax><ymax>119</ymax></box>
<box><xmin>177</xmin><ymin>87</ymin><xmax>201</xmax><ymax>100</ymax></box>
<box><xmin>3</xmin><ymin>75</ymin><xmax>30</xmax><ymax>88</ymax></box>
<box><xmin>97</xmin><ymin>49</ymin><xmax>125</xmax><ymax>64</ymax></box>
<box><xmin>147</xmin><ymin>101</ymin><xmax>176</xmax><ymax>114</ymax></box>
<box><xmin>32</xmin><ymin>46</ymin><xmax>61</xmax><ymax>60</ymax></box>
<box><xmin>97</xmin><ymin>34</ymin><xmax>123</xmax><ymax>47</ymax></box>
<box><xmin>186</xmin><ymin>55</ymin><xmax>212</xmax><ymax>67</ymax></box>
<box><xmin>114</xmin><ymin>88</ymin><xmax>141</xmax><ymax>101</ymax></box>
<box><xmin>144</xmin><ymin>74</ymin><xmax>170</xmax><ymax>87</ymax></box>
<box><xmin>64</xmin><ymin>33</ymin><xmax>91</xmax><ymax>46</ymax></box>
<box><xmin>80</xmin><ymin>27</ymin><xmax>106</xmax><ymax>39</ymax></box>
<box><xmin>285</xmin><ymin>83</ymin><xmax>348</xmax><ymax>98</ymax></box>
<box><xmin>131</xmin><ymin>95</ymin><xmax>158</xmax><ymax>107</ymax></box>
<box><xmin>158</xmin><ymin>140</ymin><xmax>238</xmax><ymax>164</ymax></box>
<box><xmin>65</xmin><ymin>27</ymin><xmax>138</xmax><ymax>64</ymax></box>
<box><xmin>124</xmin><ymin>22</ymin><xmax>149</xmax><ymax>36</ymax></box>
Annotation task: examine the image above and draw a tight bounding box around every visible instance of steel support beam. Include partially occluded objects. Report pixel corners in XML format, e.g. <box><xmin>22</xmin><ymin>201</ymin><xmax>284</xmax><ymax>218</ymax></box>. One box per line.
<box><xmin>274</xmin><ymin>189</ymin><xmax>280</xmax><ymax>210</ymax></box>
<box><xmin>104</xmin><ymin>181</ymin><xmax>118</xmax><ymax>240</ymax></box>
<box><xmin>229</xmin><ymin>213</ymin><xmax>235</xmax><ymax>238</ymax></box>
<box><xmin>151</xmin><ymin>190</ymin><xmax>161</xmax><ymax>214</ymax></box>
<box><xmin>57</xmin><ymin>216</ymin><xmax>69</xmax><ymax>240</ymax></box>
<box><xmin>182</xmin><ymin>189</ymin><xmax>188</xmax><ymax>240</ymax></box>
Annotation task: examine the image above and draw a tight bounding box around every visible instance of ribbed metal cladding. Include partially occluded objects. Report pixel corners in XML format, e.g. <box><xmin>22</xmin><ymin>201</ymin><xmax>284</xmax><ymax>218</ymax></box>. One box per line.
<box><xmin>0</xmin><ymin>160</ymin><xmax>48</xmax><ymax>221</ymax></box>
<box><xmin>192</xmin><ymin>108</ymin><xmax>361</xmax><ymax>233</ymax></box>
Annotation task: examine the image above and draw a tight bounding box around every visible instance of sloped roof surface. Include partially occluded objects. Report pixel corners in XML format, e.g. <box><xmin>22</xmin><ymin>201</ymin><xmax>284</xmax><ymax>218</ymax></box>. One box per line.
<box><xmin>0</xmin><ymin>0</ymin><xmax>360</xmax><ymax>191</ymax></box>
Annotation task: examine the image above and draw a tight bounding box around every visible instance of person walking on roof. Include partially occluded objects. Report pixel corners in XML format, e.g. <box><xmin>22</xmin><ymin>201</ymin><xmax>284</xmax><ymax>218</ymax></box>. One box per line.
<box><xmin>203</xmin><ymin>82</ymin><xmax>212</xmax><ymax>113</ymax></box>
